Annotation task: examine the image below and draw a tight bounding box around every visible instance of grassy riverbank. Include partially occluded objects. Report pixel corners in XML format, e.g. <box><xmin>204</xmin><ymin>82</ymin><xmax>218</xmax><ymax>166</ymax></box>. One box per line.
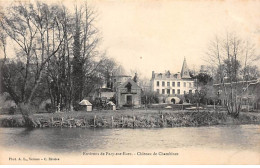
<box><xmin>1</xmin><ymin>109</ymin><xmax>260</xmax><ymax>128</ymax></box>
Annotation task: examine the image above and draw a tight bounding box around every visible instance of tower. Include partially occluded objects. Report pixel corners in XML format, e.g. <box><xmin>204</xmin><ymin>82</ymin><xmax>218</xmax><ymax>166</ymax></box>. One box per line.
<box><xmin>180</xmin><ymin>57</ymin><xmax>191</xmax><ymax>79</ymax></box>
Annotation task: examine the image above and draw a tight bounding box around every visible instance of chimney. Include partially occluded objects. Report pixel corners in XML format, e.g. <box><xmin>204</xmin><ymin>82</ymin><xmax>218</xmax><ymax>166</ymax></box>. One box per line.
<box><xmin>152</xmin><ymin>71</ymin><xmax>155</xmax><ymax>78</ymax></box>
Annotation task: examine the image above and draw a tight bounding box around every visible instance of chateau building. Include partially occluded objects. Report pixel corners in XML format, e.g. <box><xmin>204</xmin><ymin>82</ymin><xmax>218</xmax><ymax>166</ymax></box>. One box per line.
<box><xmin>150</xmin><ymin>58</ymin><xmax>195</xmax><ymax>100</ymax></box>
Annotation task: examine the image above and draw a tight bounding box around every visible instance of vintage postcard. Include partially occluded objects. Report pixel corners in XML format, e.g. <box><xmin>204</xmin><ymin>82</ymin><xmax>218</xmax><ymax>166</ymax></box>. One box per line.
<box><xmin>0</xmin><ymin>0</ymin><xmax>259</xmax><ymax>165</ymax></box>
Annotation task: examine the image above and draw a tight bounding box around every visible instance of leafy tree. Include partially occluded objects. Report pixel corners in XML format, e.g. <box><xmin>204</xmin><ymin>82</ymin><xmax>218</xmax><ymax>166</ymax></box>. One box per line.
<box><xmin>194</xmin><ymin>73</ymin><xmax>213</xmax><ymax>85</ymax></box>
<box><xmin>72</xmin><ymin>7</ymin><xmax>84</xmax><ymax>106</ymax></box>
<box><xmin>141</xmin><ymin>91</ymin><xmax>159</xmax><ymax>104</ymax></box>
<box><xmin>189</xmin><ymin>72</ymin><xmax>214</xmax><ymax>107</ymax></box>
<box><xmin>241</xmin><ymin>65</ymin><xmax>259</xmax><ymax>81</ymax></box>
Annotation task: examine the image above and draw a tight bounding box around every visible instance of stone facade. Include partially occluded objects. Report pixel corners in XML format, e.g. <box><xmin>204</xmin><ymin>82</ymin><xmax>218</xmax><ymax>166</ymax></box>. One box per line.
<box><xmin>150</xmin><ymin>58</ymin><xmax>195</xmax><ymax>103</ymax></box>
<box><xmin>116</xmin><ymin>78</ymin><xmax>142</xmax><ymax>108</ymax></box>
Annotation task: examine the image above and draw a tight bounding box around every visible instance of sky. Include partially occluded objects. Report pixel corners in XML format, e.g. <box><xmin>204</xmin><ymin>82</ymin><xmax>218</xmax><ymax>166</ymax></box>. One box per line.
<box><xmin>93</xmin><ymin>0</ymin><xmax>260</xmax><ymax>78</ymax></box>
<box><xmin>1</xmin><ymin>0</ymin><xmax>260</xmax><ymax>79</ymax></box>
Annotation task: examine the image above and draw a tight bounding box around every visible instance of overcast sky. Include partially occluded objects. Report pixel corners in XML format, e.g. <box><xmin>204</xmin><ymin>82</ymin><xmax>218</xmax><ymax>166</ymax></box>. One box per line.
<box><xmin>93</xmin><ymin>0</ymin><xmax>260</xmax><ymax>78</ymax></box>
<box><xmin>1</xmin><ymin>0</ymin><xmax>260</xmax><ymax>79</ymax></box>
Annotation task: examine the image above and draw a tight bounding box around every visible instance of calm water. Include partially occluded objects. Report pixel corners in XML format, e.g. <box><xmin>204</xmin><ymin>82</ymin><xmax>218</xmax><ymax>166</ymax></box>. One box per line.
<box><xmin>0</xmin><ymin>125</ymin><xmax>259</xmax><ymax>153</ymax></box>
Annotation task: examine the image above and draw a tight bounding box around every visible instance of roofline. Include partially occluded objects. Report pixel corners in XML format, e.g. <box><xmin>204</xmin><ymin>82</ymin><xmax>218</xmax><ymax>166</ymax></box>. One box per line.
<box><xmin>213</xmin><ymin>80</ymin><xmax>259</xmax><ymax>86</ymax></box>
<box><xmin>112</xmin><ymin>75</ymin><xmax>131</xmax><ymax>77</ymax></box>
<box><xmin>117</xmin><ymin>78</ymin><xmax>142</xmax><ymax>89</ymax></box>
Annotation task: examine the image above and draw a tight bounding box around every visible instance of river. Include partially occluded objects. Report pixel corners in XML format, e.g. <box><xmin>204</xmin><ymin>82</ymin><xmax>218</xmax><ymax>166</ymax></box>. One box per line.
<box><xmin>1</xmin><ymin>124</ymin><xmax>259</xmax><ymax>153</ymax></box>
<box><xmin>0</xmin><ymin>124</ymin><xmax>259</xmax><ymax>164</ymax></box>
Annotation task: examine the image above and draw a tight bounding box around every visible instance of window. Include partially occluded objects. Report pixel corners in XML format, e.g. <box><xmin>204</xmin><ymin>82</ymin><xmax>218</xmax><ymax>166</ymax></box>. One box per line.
<box><xmin>184</xmin><ymin>91</ymin><xmax>186</xmax><ymax>94</ymax></box>
<box><xmin>157</xmin><ymin>89</ymin><xmax>160</xmax><ymax>94</ymax></box>
<box><xmin>184</xmin><ymin>82</ymin><xmax>186</xmax><ymax>87</ymax></box>
<box><xmin>162</xmin><ymin>81</ymin><xmax>165</xmax><ymax>87</ymax></box>
<box><xmin>125</xmin><ymin>82</ymin><xmax>132</xmax><ymax>92</ymax></box>
<box><xmin>167</xmin><ymin>89</ymin><xmax>170</xmax><ymax>94</ymax></box>
<box><xmin>157</xmin><ymin>81</ymin><xmax>160</xmax><ymax>87</ymax></box>
<box><xmin>177</xmin><ymin>82</ymin><xmax>180</xmax><ymax>87</ymax></box>
<box><xmin>172</xmin><ymin>82</ymin><xmax>175</xmax><ymax>87</ymax></box>
<box><xmin>167</xmin><ymin>82</ymin><xmax>170</xmax><ymax>86</ymax></box>
<box><xmin>177</xmin><ymin>89</ymin><xmax>180</xmax><ymax>94</ymax></box>
<box><xmin>158</xmin><ymin>73</ymin><xmax>162</xmax><ymax>78</ymax></box>
<box><xmin>172</xmin><ymin>89</ymin><xmax>175</xmax><ymax>94</ymax></box>
<box><xmin>189</xmin><ymin>83</ymin><xmax>191</xmax><ymax>88</ymax></box>
<box><xmin>162</xmin><ymin>89</ymin><xmax>165</xmax><ymax>94</ymax></box>
<box><xmin>189</xmin><ymin>90</ymin><xmax>192</xmax><ymax>94</ymax></box>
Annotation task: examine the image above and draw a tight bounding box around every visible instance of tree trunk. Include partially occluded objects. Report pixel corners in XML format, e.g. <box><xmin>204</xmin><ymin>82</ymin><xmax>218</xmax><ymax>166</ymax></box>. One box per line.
<box><xmin>17</xmin><ymin>103</ymin><xmax>39</xmax><ymax>128</ymax></box>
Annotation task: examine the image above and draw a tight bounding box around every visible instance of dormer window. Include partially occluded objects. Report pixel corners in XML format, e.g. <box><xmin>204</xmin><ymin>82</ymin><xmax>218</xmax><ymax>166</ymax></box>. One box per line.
<box><xmin>125</xmin><ymin>82</ymin><xmax>132</xmax><ymax>92</ymax></box>
<box><xmin>166</xmin><ymin>71</ymin><xmax>171</xmax><ymax>78</ymax></box>
<box><xmin>158</xmin><ymin>73</ymin><xmax>163</xmax><ymax>78</ymax></box>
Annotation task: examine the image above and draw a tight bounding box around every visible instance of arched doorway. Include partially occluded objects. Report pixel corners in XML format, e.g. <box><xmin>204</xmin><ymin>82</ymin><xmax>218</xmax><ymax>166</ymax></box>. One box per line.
<box><xmin>171</xmin><ymin>98</ymin><xmax>176</xmax><ymax>104</ymax></box>
<box><xmin>166</xmin><ymin>96</ymin><xmax>180</xmax><ymax>104</ymax></box>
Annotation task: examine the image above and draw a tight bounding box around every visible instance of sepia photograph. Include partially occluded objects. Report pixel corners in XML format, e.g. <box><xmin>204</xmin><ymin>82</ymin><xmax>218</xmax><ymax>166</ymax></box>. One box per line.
<box><xmin>0</xmin><ymin>0</ymin><xmax>259</xmax><ymax>165</ymax></box>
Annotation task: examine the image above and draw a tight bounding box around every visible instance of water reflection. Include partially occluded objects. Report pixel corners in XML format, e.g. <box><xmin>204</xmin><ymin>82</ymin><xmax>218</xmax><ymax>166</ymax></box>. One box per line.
<box><xmin>0</xmin><ymin>125</ymin><xmax>259</xmax><ymax>153</ymax></box>
<box><xmin>18</xmin><ymin>128</ymin><xmax>34</xmax><ymax>137</ymax></box>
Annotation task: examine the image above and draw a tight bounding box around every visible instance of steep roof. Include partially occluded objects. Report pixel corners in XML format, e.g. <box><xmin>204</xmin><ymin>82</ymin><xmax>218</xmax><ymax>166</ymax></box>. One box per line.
<box><xmin>99</xmin><ymin>88</ymin><xmax>113</xmax><ymax>92</ymax></box>
<box><xmin>107</xmin><ymin>101</ymin><xmax>115</xmax><ymax>106</ymax></box>
<box><xmin>79</xmin><ymin>99</ymin><xmax>92</xmax><ymax>106</ymax></box>
<box><xmin>117</xmin><ymin>78</ymin><xmax>141</xmax><ymax>89</ymax></box>
<box><xmin>151</xmin><ymin>58</ymin><xmax>192</xmax><ymax>80</ymax></box>
<box><xmin>248</xmin><ymin>80</ymin><xmax>260</xmax><ymax>92</ymax></box>
<box><xmin>213</xmin><ymin>80</ymin><xmax>258</xmax><ymax>87</ymax></box>
<box><xmin>152</xmin><ymin>71</ymin><xmax>181</xmax><ymax>80</ymax></box>
<box><xmin>180</xmin><ymin>57</ymin><xmax>191</xmax><ymax>79</ymax></box>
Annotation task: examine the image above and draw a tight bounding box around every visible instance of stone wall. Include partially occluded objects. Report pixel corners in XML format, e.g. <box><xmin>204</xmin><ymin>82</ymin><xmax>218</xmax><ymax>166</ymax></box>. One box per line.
<box><xmin>117</xmin><ymin>88</ymin><xmax>141</xmax><ymax>108</ymax></box>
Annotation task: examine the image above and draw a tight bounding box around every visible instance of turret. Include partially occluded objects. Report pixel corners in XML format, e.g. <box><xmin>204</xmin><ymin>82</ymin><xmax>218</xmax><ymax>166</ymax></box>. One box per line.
<box><xmin>180</xmin><ymin>57</ymin><xmax>191</xmax><ymax>79</ymax></box>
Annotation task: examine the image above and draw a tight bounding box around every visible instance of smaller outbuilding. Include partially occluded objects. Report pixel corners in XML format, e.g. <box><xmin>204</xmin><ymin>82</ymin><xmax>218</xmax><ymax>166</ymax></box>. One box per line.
<box><xmin>107</xmin><ymin>101</ymin><xmax>116</xmax><ymax>110</ymax></box>
<box><xmin>79</xmin><ymin>99</ymin><xmax>92</xmax><ymax>112</ymax></box>
<box><xmin>116</xmin><ymin>78</ymin><xmax>142</xmax><ymax>108</ymax></box>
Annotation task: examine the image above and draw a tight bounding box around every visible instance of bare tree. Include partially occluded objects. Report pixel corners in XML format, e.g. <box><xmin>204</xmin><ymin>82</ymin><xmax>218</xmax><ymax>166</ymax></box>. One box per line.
<box><xmin>0</xmin><ymin>2</ymin><xmax>64</xmax><ymax>126</ymax></box>
<box><xmin>45</xmin><ymin>4</ymin><xmax>74</xmax><ymax>112</ymax></box>
<box><xmin>100</xmin><ymin>56</ymin><xmax>117</xmax><ymax>88</ymax></box>
<box><xmin>206</xmin><ymin>32</ymin><xmax>258</xmax><ymax>117</ymax></box>
<box><xmin>0</xmin><ymin>30</ymin><xmax>7</xmax><ymax>62</ymax></box>
<box><xmin>0</xmin><ymin>1</ymin><xmax>111</xmax><ymax>125</ymax></box>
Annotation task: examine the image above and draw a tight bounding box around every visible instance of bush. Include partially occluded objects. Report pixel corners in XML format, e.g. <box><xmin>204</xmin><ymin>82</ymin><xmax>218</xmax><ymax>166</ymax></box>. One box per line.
<box><xmin>0</xmin><ymin>93</ymin><xmax>17</xmax><ymax>114</ymax></box>
<box><xmin>123</xmin><ymin>104</ymin><xmax>134</xmax><ymax>108</ymax></box>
